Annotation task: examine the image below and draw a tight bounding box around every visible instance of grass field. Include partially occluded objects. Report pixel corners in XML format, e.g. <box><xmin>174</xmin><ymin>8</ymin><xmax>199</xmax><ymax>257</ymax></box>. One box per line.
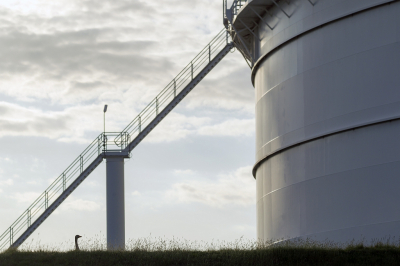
<box><xmin>2</xmin><ymin>237</ymin><xmax>400</xmax><ymax>265</ymax></box>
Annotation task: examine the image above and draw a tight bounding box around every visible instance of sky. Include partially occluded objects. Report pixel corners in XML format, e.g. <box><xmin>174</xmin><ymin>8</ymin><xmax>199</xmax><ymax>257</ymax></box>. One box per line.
<box><xmin>0</xmin><ymin>0</ymin><xmax>255</xmax><ymax>250</ymax></box>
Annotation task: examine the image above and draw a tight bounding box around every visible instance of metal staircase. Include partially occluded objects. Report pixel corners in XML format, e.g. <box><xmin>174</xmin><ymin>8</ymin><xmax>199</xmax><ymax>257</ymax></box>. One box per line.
<box><xmin>0</xmin><ymin>28</ymin><xmax>234</xmax><ymax>251</ymax></box>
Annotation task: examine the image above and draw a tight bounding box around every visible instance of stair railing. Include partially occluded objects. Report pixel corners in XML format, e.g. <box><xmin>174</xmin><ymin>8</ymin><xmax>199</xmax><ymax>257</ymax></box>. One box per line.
<box><xmin>114</xmin><ymin>28</ymin><xmax>230</xmax><ymax>147</ymax></box>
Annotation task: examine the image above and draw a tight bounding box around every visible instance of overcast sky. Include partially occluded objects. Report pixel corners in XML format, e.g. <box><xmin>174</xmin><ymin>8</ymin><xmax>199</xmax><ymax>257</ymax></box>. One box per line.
<box><xmin>0</xmin><ymin>0</ymin><xmax>255</xmax><ymax>250</ymax></box>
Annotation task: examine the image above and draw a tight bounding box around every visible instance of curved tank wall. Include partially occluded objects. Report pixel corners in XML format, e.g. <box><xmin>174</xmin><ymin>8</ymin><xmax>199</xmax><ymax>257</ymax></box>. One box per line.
<box><xmin>249</xmin><ymin>0</ymin><xmax>400</xmax><ymax>243</ymax></box>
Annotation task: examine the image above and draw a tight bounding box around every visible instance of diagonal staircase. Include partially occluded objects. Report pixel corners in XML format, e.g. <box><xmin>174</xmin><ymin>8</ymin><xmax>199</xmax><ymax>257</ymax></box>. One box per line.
<box><xmin>0</xmin><ymin>28</ymin><xmax>234</xmax><ymax>251</ymax></box>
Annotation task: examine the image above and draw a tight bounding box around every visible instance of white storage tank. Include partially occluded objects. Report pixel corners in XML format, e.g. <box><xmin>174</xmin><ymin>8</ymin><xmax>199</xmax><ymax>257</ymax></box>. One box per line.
<box><xmin>226</xmin><ymin>0</ymin><xmax>400</xmax><ymax>243</ymax></box>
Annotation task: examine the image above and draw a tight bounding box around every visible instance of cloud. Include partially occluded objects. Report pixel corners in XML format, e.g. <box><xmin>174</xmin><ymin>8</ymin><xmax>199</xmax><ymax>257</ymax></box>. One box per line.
<box><xmin>0</xmin><ymin>102</ymin><xmax>72</xmax><ymax>139</ymax></box>
<box><xmin>11</xmin><ymin>191</ymin><xmax>41</xmax><ymax>203</ymax></box>
<box><xmin>173</xmin><ymin>169</ymin><xmax>195</xmax><ymax>175</ymax></box>
<box><xmin>143</xmin><ymin>112</ymin><xmax>211</xmax><ymax>143</ymax></box>
<box><xmin>0</xmin><ymin>100</ymin><xmax>253</xmax><ymax>143</ymax></box>
<box><xmin>0</xmin><ymin>0</ymin><xmax>253</xmax><ymax>145</ymax></box>
<box><xmin>197</xmin><ymin>118</ymin><xmax>254</xmax><ymax>137</ymax></box>
<box><xmin>0</xmin><ymin>101</ymin><xmax>130</xmax><ymax>142</ymax></box>
<box><xmin>0</xmin><ymin>0</ymin><xmax>223</xmax><ymax>105</ymax></box>
<box><xmin>166</xmin><ymin>166</ymin><xmax>255</xmax><ymax>208</ymax></box>
<box><xmin>0</xmin><ymin>157</ymin><xmax>13</xmax><ymax>163</ymax></box>
<box><xmin>144</xmin><ymin>114</ymin><xmax>254</xmax><ymax>143</ymax></box>
<box><xmin>0</xmin><ymin>178</ymin><xmax>13</xmax><ymax>186</ymax></box>
<box><xmin>60</xmin><ymin>198</ymin><xmax>100</xmax><ymax>212</ymax></box>
<box><xmin>131</xmin><ymin>190</ymin><xmax>141</xmax><ymax>196</ymax></box>
<box><xmin>0</xmin><ymin>28</ymin><xmax>169</xmax><ymax>100</ymax></box>
<box><xmin>183</xmin><ymin>59</ymin><xmax>255</xmax><ymax>113</ymax></box>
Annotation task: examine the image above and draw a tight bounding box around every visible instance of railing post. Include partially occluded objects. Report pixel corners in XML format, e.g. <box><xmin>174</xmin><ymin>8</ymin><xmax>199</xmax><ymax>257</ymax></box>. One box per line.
<box><xmin>226</xmin><ymin>30</ymin><xmax>229</xmax><ymax>44</ymax></box>
<box><xmin>103</xmin><ymin>132</ymin><xmax>106</xmax><ymax>152</ymax></box>
<box><xmin>123</xmin><ymin>132</ymin><xmax>127</xmax><ymax>149</ymax></box>
<box><xmin>191</xmin><ymin>62</ymin><xmax>193</xmax><ymax>80</ymax></box>
<box><xmin>156</xmin><ymin>97</ymin><xmax>159</xmax><ymax>115</ymax></box>
<box><xmin>120</xmin><ymin>133</ymin><xmax>123</xmax><ymax>150</ymax></box>
<box><xmin>27</xmin><ymin>209</ymin><xmax>31</xmax><ymax>228</ymax></box>
<box><xmin>45</xmin><ymin>191</ymin><xmax>48</xmax><ymax>209</ymax></box>
<box><xmin>63</xmin><ymin>173</ymin><xmax>66</xmax><ymax>191</ymax></box>
<box><xmin>80</xmin><ymin>155</ymin><xmax>83</xmax><ymax>173</ymax></box>
<box><xmin>138</xmin><ymin>115</ymin><xmax>141</xmax><ymax>133</ymax></box>
<box><xmin>173</xmin><ymin>79</ymin><xmax>176</xmax><ymax>97</ymax></box>
<box><xmin>9</xmin><ymin>227</ymin><xmax>12</xmax><ymax>246</ymax></box>
<box><xmin>209</xmin><ymin>44</ymin><xmax>211</xmax><ymax>62</ymax></box>
<box><xmin>98</xmin><ymin>136</ymin><xmax>100</xmax><ymax>155</ymax></box>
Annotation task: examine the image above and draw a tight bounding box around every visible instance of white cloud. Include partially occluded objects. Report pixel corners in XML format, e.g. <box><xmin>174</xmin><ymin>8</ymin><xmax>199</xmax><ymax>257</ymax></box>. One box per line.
<box><xmin>166</xmin><ymin>166</ymin><xmax>255</xmax><ymax>208</ymax></box>
<box><xmin>2</xmin><ymin>179</ymin><xmax>13</xmax><ymax>185</ymax></box>
<box><xmin>173</xmin><ymin>169</ymin><xmax>195</xmax><ymax>175</ymax></box>
<box><xmin>86</xmin><ymin>181</ymin><xmax>99</xmax><ymax>187</ymax></box>
<box><xmin>0</xmin><ymin>0</ymin><xmax>252</xmax><ymax>145</ymax></box>
<box><xmin>0</xmin><ymin>1</ymin><xmax>256</xmax><ymax>160</ymax></box>
<box><xmin>0</xmin><ymin>178</ymin><xmax>13</xmax><ymax>186</ymax></box>
<box><xmin>60</xmin><ymin>198</ymin><xmax>100</xmax><ymax>212</ymax></box>
<box><xmin>144</xmin><ymin>115</ymin><xmax>254</xmax><ymax>143</ymax></box>
<box><xmin>29</xmin><ymin>157</ymin><xmax>47</xmax><ymax>173</ymax></box>
<box><xmin>11</xmin><ymin>191</ymin><xmax>41</xmax><ymax>203</ymax></box>
<box><xmin>131</xmin><ymin>190</ymin><xmax>141</xmax><ymax>196</ymax></box>
<box><xmin>0</xmin><ymin>101</ymin><xmax>254</xmax><ymax>143</ymax></box>
<box><xmin>144</xmin><ymin>112</ymin><xmax>211</xmax><ymax>143</ymax></box>
<box><xmin>197</xmin><ymin>119</ymin><xmax>254</xmax><ymax>137</ymax></box>
<box><xmin>0</xmin><ymin>102</ymin><xmax>72</xmax><ymax>139</ymax></box>
<box><xmin>0</xmin><ymin>157</ymin><xmax>13</xmax><ymax>163</ymax></box>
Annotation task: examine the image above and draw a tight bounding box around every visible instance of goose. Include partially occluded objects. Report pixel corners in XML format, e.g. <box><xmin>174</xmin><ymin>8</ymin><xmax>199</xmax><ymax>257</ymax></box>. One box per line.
<box><xmin>75</xmin><ymin>235</ymin><xmax>82</xmax><ymax>250</ymax></box>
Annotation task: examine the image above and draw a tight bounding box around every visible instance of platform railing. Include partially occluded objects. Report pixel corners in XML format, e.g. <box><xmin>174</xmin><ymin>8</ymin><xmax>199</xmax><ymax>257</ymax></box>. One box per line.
<box><xmin>103</xmin><ymin>132</ymin><xmax>130</xmax><ymax>152</ymax></box>
<box><xmin>114</xmin><ymin>28</ymin><xmax>230</xmax><ymax>147</ymax></box>
<box><xmin>230</xmin><ymin>0</ymin><xmax>248</xmax><ymax>17</ymax></box>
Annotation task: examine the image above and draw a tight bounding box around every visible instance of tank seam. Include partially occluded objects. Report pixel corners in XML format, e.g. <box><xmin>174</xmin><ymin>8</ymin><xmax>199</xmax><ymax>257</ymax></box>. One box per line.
<box><xmin>255</xmin><ymin>41</ymin><xmax>399</xmax><ymax>105</ymax></box>
<box><xmin>252</xmin><ymin>115</ymin><xmax>400</xmax><ymax>177</ymax></box>
<box><xmin>256</xmin><ymin>157</ymin><xmax>400</xmax><ymax>204</ymax></box>
<box><xmin>257</xmin><ymin>99</ymin><xmax>400</xmax><ymax>152</ymax></box>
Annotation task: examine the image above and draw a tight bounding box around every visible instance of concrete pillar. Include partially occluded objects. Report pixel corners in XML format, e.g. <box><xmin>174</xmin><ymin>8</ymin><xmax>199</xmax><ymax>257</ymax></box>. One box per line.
<box><xmin>106</xmin><ymin>157</ymin><xmax>125</xmax><ymax>250</ymax></box>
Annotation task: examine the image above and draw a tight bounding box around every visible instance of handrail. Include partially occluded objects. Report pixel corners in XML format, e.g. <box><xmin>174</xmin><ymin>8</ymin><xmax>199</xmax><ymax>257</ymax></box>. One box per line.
<box><xmin>114</xmin><ymin>28</ymin><xmax>230</xmax><ymax>147</ymax></box>
<box><xmin>229</xmin><ymin>0</ymin><xmax>248</xmax><ymax>18</ymax></box>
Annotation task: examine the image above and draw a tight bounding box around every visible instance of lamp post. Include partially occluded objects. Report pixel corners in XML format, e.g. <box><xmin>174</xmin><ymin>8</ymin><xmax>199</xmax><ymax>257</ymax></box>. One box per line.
<box><xmin>103</xmin><ymin>105</ymin><xmax>107</xmax><ymax>151</ymax></box>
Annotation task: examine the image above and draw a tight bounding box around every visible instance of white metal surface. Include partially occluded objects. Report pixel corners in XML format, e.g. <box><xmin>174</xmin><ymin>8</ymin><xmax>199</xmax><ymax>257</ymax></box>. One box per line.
<box><xmin>229</xmin><ymin>0</ymin><xmax>400</xmax><ymax>244</ymax></box>
<box><xmin>106</xmin><ymin>157</ymin><xmax>125</xmax><ymax>250</ymax></box>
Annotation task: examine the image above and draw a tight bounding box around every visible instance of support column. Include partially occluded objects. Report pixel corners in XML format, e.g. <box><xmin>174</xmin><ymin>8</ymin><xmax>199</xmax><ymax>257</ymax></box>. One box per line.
<box><xmin>106</xmin><ymin>157</ymin><xmax>125</xmax><ymax>250</ymax></box>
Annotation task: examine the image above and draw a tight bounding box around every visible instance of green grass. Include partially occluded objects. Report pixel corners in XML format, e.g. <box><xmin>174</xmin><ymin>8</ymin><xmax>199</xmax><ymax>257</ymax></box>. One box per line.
<box><xmin>2</xmin><ymin>237</ymin><xmax>400</xmax><ymax>266</ymax></box>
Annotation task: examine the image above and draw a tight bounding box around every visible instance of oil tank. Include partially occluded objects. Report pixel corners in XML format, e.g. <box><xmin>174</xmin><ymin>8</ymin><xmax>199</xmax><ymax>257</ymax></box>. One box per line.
<box><xmin>227</xmin><ymin>0</ymin><xmax>400</xmax><ymax>243</ymax></box>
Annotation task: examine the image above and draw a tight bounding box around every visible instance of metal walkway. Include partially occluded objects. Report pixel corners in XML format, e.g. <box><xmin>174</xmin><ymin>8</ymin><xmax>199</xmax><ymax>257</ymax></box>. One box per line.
<box><xmin>0</xmin><ymin>29</ymin><xmax>234</xmax><ymax>251</ymax></box>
